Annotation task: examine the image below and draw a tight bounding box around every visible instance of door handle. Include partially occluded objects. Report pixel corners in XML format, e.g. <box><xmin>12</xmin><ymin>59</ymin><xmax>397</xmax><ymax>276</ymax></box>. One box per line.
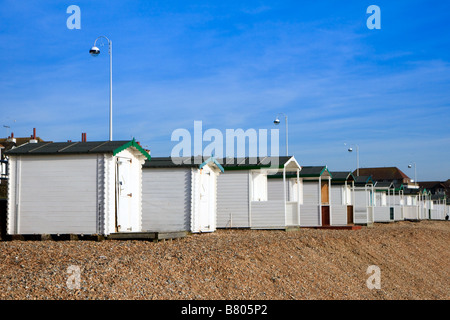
<box><xmin>127</xmin><ymin>193</ymin><xmax>132</xmax><ymax>197</ymax></box>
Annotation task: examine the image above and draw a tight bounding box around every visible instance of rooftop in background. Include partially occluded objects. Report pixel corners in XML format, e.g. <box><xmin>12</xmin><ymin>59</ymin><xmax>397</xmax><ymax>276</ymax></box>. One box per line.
<box><xmin>353</xmin><ymin>167</ymin><xmax>411</xmax><ymax>184</ymax></box>
<box><xmin>0</xmin><ymin>128</ymin><xmax>49</xmax><ymax>159</ymax></box>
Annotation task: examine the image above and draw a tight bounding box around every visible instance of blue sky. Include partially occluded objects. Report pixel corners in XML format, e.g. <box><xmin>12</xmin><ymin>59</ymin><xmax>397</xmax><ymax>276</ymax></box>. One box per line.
<box><xmin>0</xmin><ymin>1</ymin><xmax>449</xmax><ymax>181</ymax></box>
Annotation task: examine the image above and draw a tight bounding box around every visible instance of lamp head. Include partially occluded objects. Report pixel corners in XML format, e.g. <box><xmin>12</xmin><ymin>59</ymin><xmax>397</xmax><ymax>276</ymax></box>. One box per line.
<box><xmin>89</xmin><ymin>46</ymin><xmax>100</xmax><ymax>56</ymax></box>
<box><xmin>408</xmin><ymin>164</ymin><xmax>412</xmax><ymax>168</ymax></box>
<box><xmin>273</xmin><ymin>118</ymin><xmax>280</xmax><ymax>125</ymax></box>
<box><xmin>348</xmin><ymin>148</ymin><xmax>353</xmax><ymax>152</ymax></box>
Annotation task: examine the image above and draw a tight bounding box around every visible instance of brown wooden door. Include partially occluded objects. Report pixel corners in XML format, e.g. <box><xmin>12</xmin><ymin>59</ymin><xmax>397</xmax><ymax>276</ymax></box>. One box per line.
<box><xmin>347</xmin><ymin>205</ymin><xmax>354</xmax><ymax>224</ymax></box>
<box><xmin>321</xmin><ymin>206</ymin><xmax>330</xmax><ymax>226</ymax></box>
<box><xmin>321</xmin><ymin>181</ymin><xmax>329</xmax><ymax>204</ymax></box>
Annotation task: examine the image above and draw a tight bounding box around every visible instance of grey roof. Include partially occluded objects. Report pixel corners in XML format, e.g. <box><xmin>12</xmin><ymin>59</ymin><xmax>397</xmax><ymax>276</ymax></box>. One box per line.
<box><xmin>299</xmin><ymin>166</ymin><xmax>330</xmax><ymax>177</ymax></box>
<box><xmin>4</xmin><ymin>140</ymin><xmax>149</xmax><ymax>158</ymax></box>
<box><xmin>144</xmin><ymin>156</ymin><xmax>206</xmax><ymax>168</ymax></box>
<box><xmin>374</xmin><ymin>181</ymin><xmax>394</xmax><ymax>188</ymax></box>
<box><xmin>403</xmin><ymin>188</ymin><xmax>421</xmax><ymax>195</ymax></box>
<box><xmin>218</xmin><ymin>156</ymin><xmax>295</xmax><ymax>170</ymax></box>
<box><xmin>330</xmin><ymin>171</ymin><xmax>355</xmax><ymax>182</ymax></box>
<box><xmin>354</xmin><ymin>175</ymin><xmax>373</xmax><ymax>185</ymax></box>
<box><xmin>268</xmin><ymin>165</ymin><xmax>330</xmax><ymax>179</ymax></box>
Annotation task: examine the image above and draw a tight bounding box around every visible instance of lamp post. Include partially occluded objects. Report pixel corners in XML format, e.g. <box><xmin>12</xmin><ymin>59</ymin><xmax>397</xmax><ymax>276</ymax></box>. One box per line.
<box><xmin>408</xmin><ymin>163</ymin><xmax>417</xmax><ymax>186</ymax></box>
<box><xmin>273</xmin><ymin>113</ymin><xmax>288</xmax><ymax>156</ymax></box>
<box><xmin>90</xmin><ymin>36</ymin><xmax>112</xmax><ymax>141</ymax></box>
<box><xmin>347</xmin><ymin>144</ymin><xmax>359</xmax><ymax>176</ymax></box>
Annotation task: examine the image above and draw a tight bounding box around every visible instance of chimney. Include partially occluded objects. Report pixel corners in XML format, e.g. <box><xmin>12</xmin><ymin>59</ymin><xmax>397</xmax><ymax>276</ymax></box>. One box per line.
<box><xmin>29</xmin><ymin>128</ymin><xmax>38</xmax><ymax>143</ymax></box>
<box><xmin>81</xmin><ymin>133</ymin><xmax>87</xmax><ymax>142</ymax></box>
<box><xmin>7</xmin><ymin>132</ymin><xmax>16</xmax><ymax>143</ymax></box>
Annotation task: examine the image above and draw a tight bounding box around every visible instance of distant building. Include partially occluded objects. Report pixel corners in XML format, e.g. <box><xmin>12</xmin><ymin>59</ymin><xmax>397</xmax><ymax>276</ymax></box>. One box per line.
<box><xmin>0</xmin><ymin>128</ymin><xmax>49</xmax><ymax>198</ymax></box>
<box><xmin>352</xmin><ymin>167</ymin><xmax>412</xmax><ymax>186</ymax></box>
<box><xmin>418</xmin><ymin>180</ymin><xmax>449</xmax><ymax>205</ymax></box>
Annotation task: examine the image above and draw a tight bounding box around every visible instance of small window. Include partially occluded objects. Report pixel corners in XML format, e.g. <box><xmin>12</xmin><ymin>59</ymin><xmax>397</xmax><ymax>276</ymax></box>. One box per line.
<box><xmin>251</xmin><ymin>172</ymin><xmax>267</xmax><ymax>201</ymax></box>
<box><xmin>289</xmin><ymin>178</ymin><xmax>303</xmax><ymax>203</ymax></box>
<box><xmin>381</xmin><ymin>193</ymin><xmax>387</xmax><ymax>206</ymax></box>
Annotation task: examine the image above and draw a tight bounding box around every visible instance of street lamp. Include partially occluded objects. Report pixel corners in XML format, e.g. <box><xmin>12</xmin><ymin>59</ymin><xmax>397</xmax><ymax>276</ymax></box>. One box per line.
<box><xmin>273</xmin><ymin>113</ymin><xmax>288</xmax><ymax>156</ymax></box>
<box><xmin>90</xmin><ymin>35</ymin><xmax>113</xmax><ymax>141</ymax></box>
<box><xmin>408</xmin><ymin>163</ymin><xmax>417</xmax><ymax>186</ymax></box>
<box><xmin>346</xmin><ymin>143</ymin><xmax>359</xmax><ymax>176</ymax></box>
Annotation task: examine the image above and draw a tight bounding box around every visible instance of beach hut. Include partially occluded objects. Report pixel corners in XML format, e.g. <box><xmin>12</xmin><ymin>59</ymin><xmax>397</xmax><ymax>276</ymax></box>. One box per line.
<box><xmin>353</xmin><ymin>175</ymin><xmax>375</xmax><ymax>225</ymax></box>
<box><xmin>430</xmin><ymin>195</ymin><xmax>447</xmax><ymax>220</ymax></box>
<box><xmin>141</xmin><ymin>156</ymin><xmax>224</xmax><ymax>233</ymax></box>
<box><xmin>5</xmin><ymin>139</ymin><xmax>151</xmax><ymax>236</ymax></box>
<box><xmin>403</xmin><ymin>188</ymin><xmax>420</xmax><ymax>220</ymax></box>
<box><xmin>216</xmin><ymin>156</ymin><xmax>301</xmax><ymax>229</ymax></box>
<box><xmin>297</xmin><ymin>166</ymin><xmax>332</xmax><ymax>227</ymax></box>
<box><xmin>372</xmin><ymin>181</ymin><xmax>395</xmax><ymax>222</ymax></box>
<box><xmin>420</xmin><ymin>189</ymin><xmax>432</xmax><ymax>220</ymax></box>
<box><xmin>391</xmin><ymin>183</ymin><xmax>405</xmax><ymax>221</ymax></box>
<box><xmin>330</xmin><ymin>171</ymin><xmax>355</xmax><ymax>225</ymax></box>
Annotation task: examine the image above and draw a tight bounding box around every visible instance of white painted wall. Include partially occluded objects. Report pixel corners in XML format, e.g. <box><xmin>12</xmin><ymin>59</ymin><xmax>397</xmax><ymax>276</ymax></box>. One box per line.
<box><xmin>8</xmin><ymin>154</ymin><xmax>99</xmax><ymax>234</ymax></box>
<box><xmin>141</xmin><ymin>167</ymin><xmax>191</xmax><ymax>232</ymax></box>
<box><xmin>300</xmin><ymin>181</ymin><xmax>320</xmax><ymax>226</ymax></box>
<box><xmin>216</xmin><ymin>171</ymin><xmax>249</xmax><ymax>228</ymax></box>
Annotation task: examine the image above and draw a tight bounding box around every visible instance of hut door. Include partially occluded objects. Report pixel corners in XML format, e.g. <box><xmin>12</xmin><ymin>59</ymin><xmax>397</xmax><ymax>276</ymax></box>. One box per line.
<box><xmin>347</xmin><ymin>206</ymin><xmax>354</xmax><ymax>224</ymax></box>
<box><xmin>321</xmin><ymin>206</ymin><xmax>330</xmax><ymax>226</ymax></box>
<box><xmin>116</xmin><ymin>157</ymin><xmax>133</xmax><ymax>232</ymax></box>
<box><xmin>199</xmin><ymin>169</ymin><xmax>212</xmax><ymax>231</ymax></box>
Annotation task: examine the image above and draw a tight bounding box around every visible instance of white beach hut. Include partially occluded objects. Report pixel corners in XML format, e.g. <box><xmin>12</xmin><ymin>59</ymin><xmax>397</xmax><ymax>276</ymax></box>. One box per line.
<box><xmin>391</xmin><ymin>183</ymin><xmax>405</xmax><ymax>221</ymax></box>
<box><xmin>297</xmin><ymin>166</ymin><xmax>332</xmax><ymax>227</ymax></box>
<box><xmin>216</xmin><ymin>156</ymin><xmax>302</xmax><ymax>229</ymax></box>
<box><xmin>403</xmin><ymin>188</ymin><xmax>420</xmax><ymax>220</ymax></box>
<box><xmin>141</xmin><ymin>156</ymin><xmax>224</xmax><ymax>233</ymax></box>
<box><xmin>372</xmin><ymin>181</ymin><xmax>395</xmax><ymax>223</ymax></box>
<box><xmin>330</xmin><ymin>171</ymin><xmax>355</xmax><ymax>226</ymax></box>
<box><xmin>353</xmin><ymin>176</ymin><xmax>375</xmax><ymax>225</ymax></box>
<box><xmin>430</xmin><ymin>195</ymin><xmax>447</xmax><ymax>220</ymax></box>
<box><xmin>5</xmin><ymin>139</ymin><xmax>150</xmax><ymax>237</ymax></box>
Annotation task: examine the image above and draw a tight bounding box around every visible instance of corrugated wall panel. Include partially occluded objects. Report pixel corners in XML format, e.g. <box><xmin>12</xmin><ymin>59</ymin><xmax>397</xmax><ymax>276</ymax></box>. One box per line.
<box><xmin>373</xmin><ymin>207</ymin><xmax>390</xmax><ymax>222</ymax></box>
<box><xmin>300</xmin><ymin>181</ymin><xmax>320</xmax><ymax>226</ymax></box>
<box><xmin>141</xmin><ymin>168</ymin><xmax>191</xmax><ymax>232</ymax></box>
<box><xmin>300</xmin><ymin>205</ymin><xmax>320</xmax><ymax>226</ymax></box>
<box><xmin>330</xmin><ymin>185</ymin><xmax>342</xmax><ymax>205</ymax></box>
<box><xmin>331</xmin><ymin>205</ymin><xmax>347</xmax><ymax>225</ymax></box>
<box><xmin>303</xmin><ymin>181</ymin><xmax>319</xmax><ymax>205</ymax></box>
<box><xmin>6</xmin><ymin>157</ymin><xmax>16</xmax><ymax>234</ymax></box>
<box><xmin>250</xmin><ymin>200</ymin><xmax>285</xmax><ymax>229</ymax></box>
<box><xmin>217</xmin><ymin>171</ymin><xmax>249</xmax><ymax>228</ymax></box>
<box><xmin>393</xmin><ymin>206</ymin><xmax>403</xmax><ymax>220</ymax></box>
<box><xmin>268</xmin><ymin>179</ymin><xmax>285</xmax><ymax>201</ymax></box>
<box><xmin>14</xmin><ymin>155</ymin><xmax>99</xmax><ymax>234</ymax></box>
<box><xmin>404</xmin><ymin>206</ymin><xmax>419</xmax><ymax>220</ymax></box>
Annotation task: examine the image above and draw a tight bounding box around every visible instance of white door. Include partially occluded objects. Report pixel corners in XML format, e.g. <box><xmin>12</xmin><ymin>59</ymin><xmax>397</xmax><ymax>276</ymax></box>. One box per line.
<box><xmin>199</xmin><ymin>169</ymin><xmax>212</xmax><ymax>231</ymax></box>
<box><xmin>116</xmin><ymin>157</ymin><xmax>133</xmax><ymax>232</ymax></box>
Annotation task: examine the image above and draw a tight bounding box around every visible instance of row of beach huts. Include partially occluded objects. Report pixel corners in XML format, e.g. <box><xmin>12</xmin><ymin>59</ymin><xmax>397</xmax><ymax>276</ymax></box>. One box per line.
<box><xmin>1</xmin><ymin>139</ymin><xmax>449</xmax><ymax>240</ymax></box>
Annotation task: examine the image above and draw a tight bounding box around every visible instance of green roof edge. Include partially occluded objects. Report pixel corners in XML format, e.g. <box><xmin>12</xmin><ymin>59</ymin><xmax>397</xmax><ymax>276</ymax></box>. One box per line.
<box><xmin>113</xmin><ymin>138</ymin><xmax>151</xmax><ymax>160</ymax></box>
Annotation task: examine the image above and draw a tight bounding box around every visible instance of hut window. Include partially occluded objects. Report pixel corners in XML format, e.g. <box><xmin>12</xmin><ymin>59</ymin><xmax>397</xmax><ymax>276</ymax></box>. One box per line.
<box><xmin>289</xmin><ymin>178</ymin><xmax>303</xmax><ymax>203</ymax></box>
<box><xmin>381</xmin><ymin>193</ymin><xmax>387</xmax><ymax>206</ymax></box>
<box><xmin>251</xmin><ymin>172</ymin><xmax>267</xmax><ymax>201</ymax></box>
